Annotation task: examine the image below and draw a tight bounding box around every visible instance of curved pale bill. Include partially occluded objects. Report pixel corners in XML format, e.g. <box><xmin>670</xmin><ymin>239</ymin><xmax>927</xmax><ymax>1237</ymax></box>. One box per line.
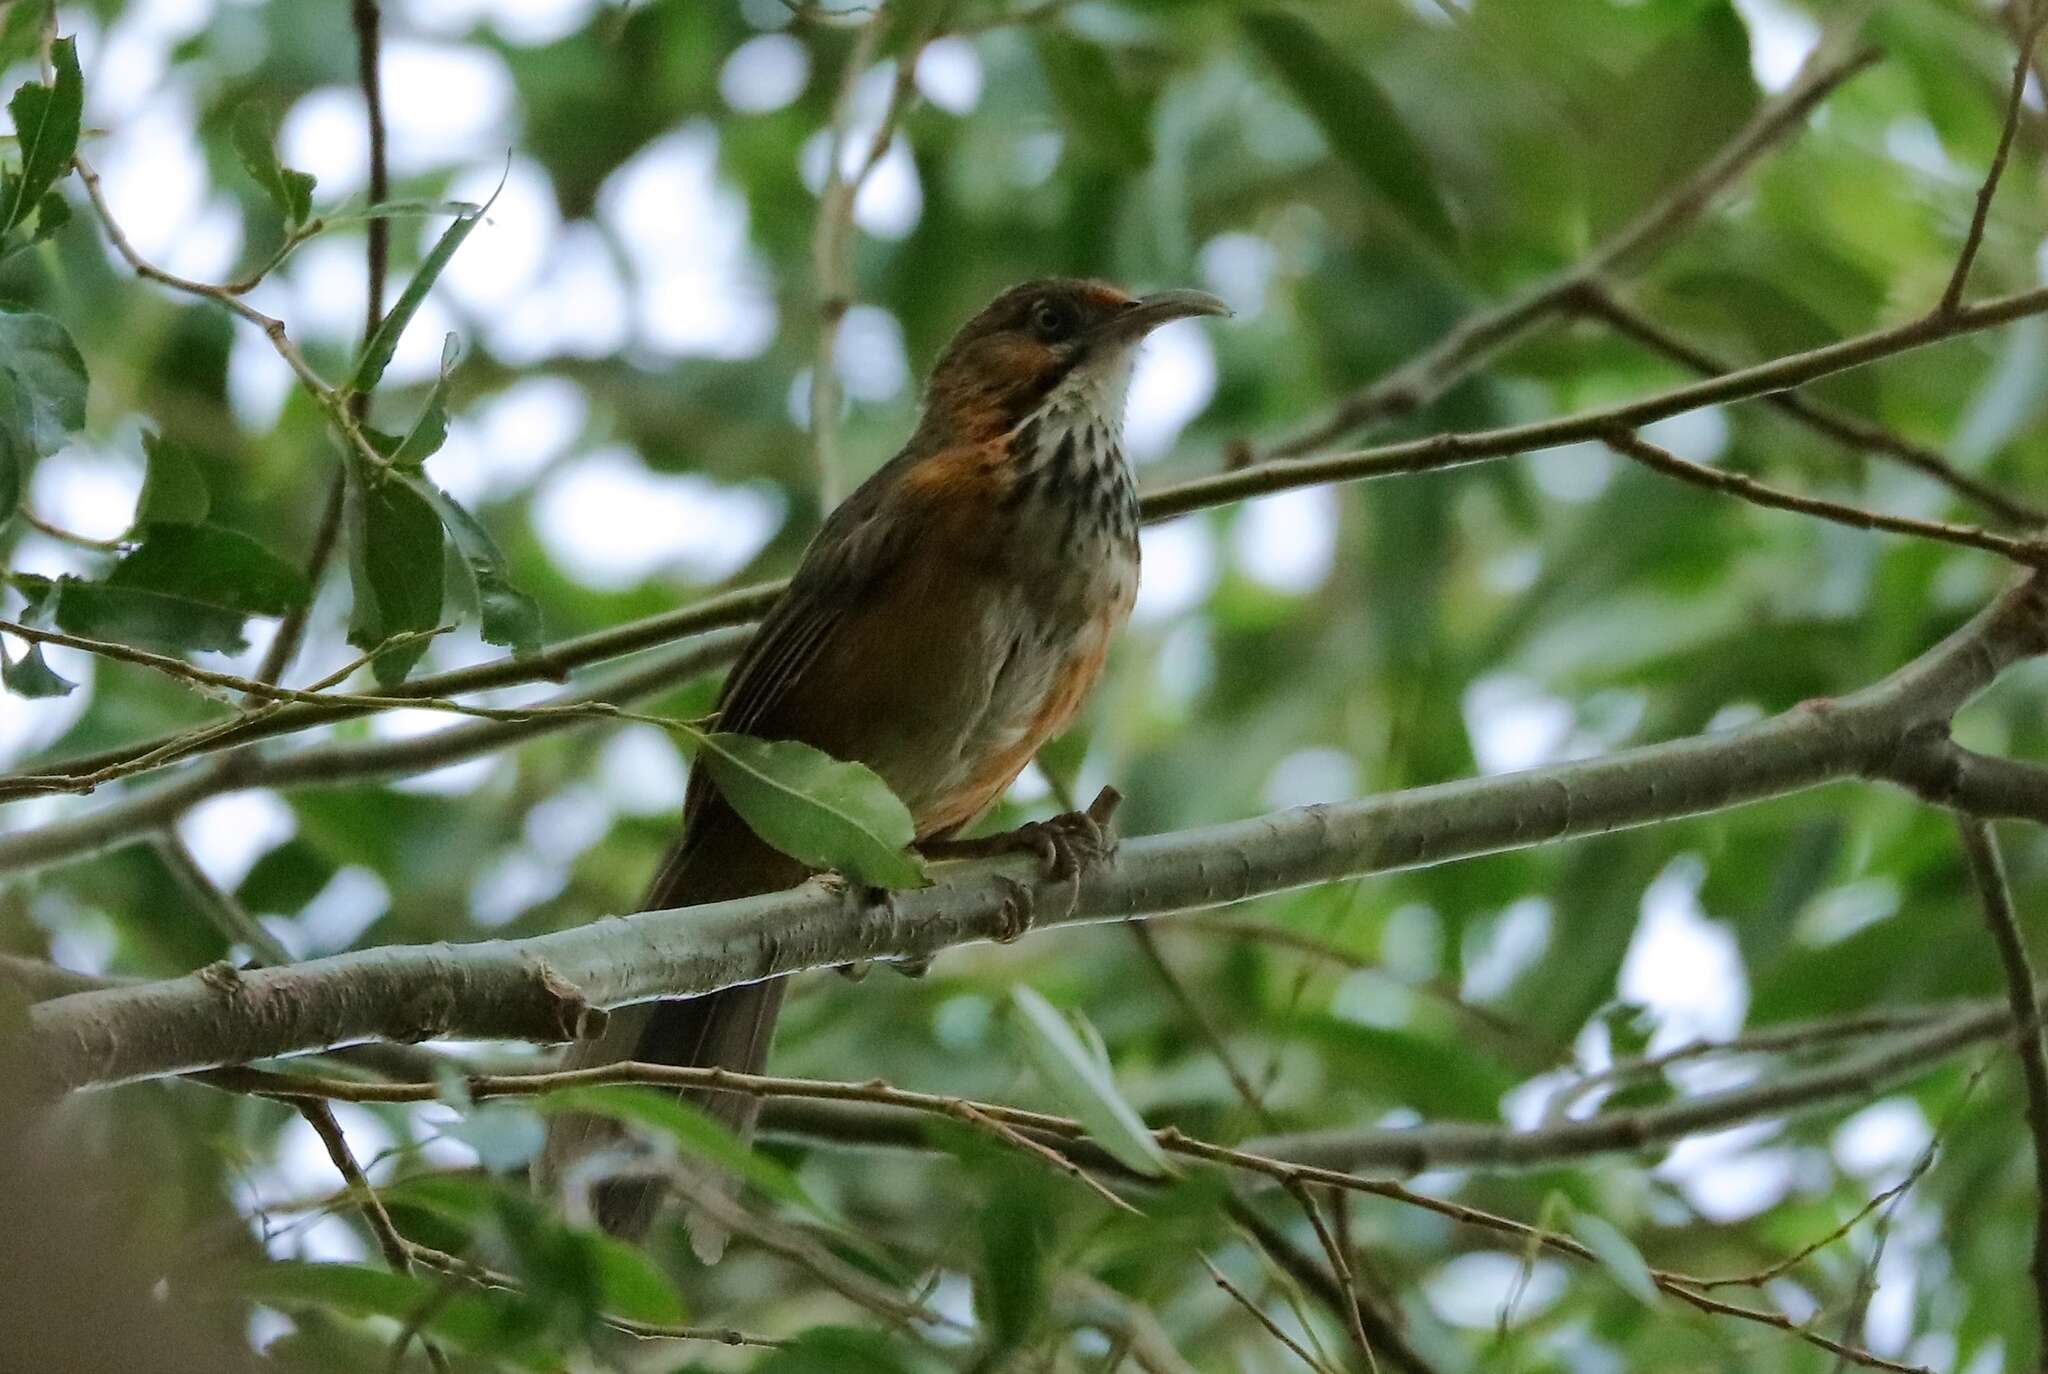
<box><xmin>1103</xmin><ymin>288</ymin><xmax>1234</xmax><ymax>338</ymax></box>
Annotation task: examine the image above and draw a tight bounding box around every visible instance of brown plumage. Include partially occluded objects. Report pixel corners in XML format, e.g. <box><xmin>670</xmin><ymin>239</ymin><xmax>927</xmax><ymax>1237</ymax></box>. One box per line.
<box><xmin>536</xmin><ymin>278</ymin><xmax>1230</xmax><ymax>1254</ymax></box>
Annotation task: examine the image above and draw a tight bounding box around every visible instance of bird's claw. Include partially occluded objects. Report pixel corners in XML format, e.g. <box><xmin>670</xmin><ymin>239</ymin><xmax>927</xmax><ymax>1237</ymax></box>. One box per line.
<box><xmin>992</xmin><ymin>875</ymin><xmax>1035</xmax><ymax>944</ymax></box>
<box><xmin>1025</xmin><ymin>785</ymin><xmax>1122</xmax><ymax>880</ymax></box>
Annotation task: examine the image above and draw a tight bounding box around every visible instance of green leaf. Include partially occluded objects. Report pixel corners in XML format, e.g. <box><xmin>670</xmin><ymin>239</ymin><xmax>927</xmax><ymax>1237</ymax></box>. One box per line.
<box><xmin>1289</xmin><ymin>1016</ymin><xmax>1517</xmax><ymax>1121</ymax></box>
<box><xmin>1587</xmin><ymin>0</ymin><xmax>1757</xmax><ymax>236</ymax></box>
<box><xmin>753</xmin><ymin>1327</ymin><xmax>913</xmax><ymax>1374</ymax></box>
<box><xmin>230</xmin><ymin>104</ymin><xmax>315</xmax><ymax>226</ymax></box>
<box><xmin>1565</xmin><ymin>1205</ymin><xmax>1660</xmax><ymax>1304</ymax></box>
<box><xmin>1030</xmin><ymin>32</ymin><xmax>1153</xmax><ymax>171</ymax></box>
<box><xmin>696</xmin><ymin>732</ymin><xmax>929</xmax><ymax>890</ymax></box>
<box><xmin>534</xmin><ymin>1085</ymin><xmax>830</xmax><ymax>1221</ymax></box>
<box><xmin>1009</xmin><ymin>986</ymin><xmax>1169</xmax><ymax>1178</ymax></box>
<box><xmin>322</xmin><ymin>196</ymin><xmax>481</xmax><ymax>229</ymax></box>
<box><xmin>133</xmin><ymin>432</ymin><xmax>210</xmax><ymax>527</ymax></box>
<box><xmin>237</xmin><ymin>1261</ymin><xmax>548</xmax><ymax>1363</ymax></box>
<box><xmin>586</xmin><ymin>1231</ymin><xmax>685</xmax><ymax>1324</ymax></box>
<box><xmin>343</xmin><ymin>461</ymin><xmax>445</xmax><ymax>685</ymax></box>
<box><xmin>351</xmin><ymin>201</ymin><xmax>486</xmax><ymax>393</ymax></box>
<box><xmin>386</xmin><ymin>334</ymin><xmax>459</xmax><ymax>467</ymax></box>
<box><xmin>2</xmin><ymin>35</ymin><xmax>80</xmax><ymax>239</ymax></box>
<box><xmin>976</xmin><ymin>1170</ymin><xmax>1055</xmax><ymax>1352</ymax></box>
<box><xmin>0</xmin><ymin>2</ymin><xmax>51</xmax><ymax>74</ymax></box>
<box><xmin>0</xmin><ymin>311</ymin><xmax>87</xmax><ymax>514</ymax></box>
<box><xmin>27</xmin><ymin>187</ymin><xmax>66</xmax><ymax>243</ymax></box>
<box><xmin>107</xmin><ymin>523</ymin><xmax>310</xmax><ymax>617</ymax></box>
<box><xmin>48</xmin><ymin>577</ymin><xmax>248</xmax><ymax>655</ymax></box>
<box><xmin>395</xmin><ymin>471</ymin><xmax>543</xmax><ymax>654</ymax></box>
<box><xmin>1242</xmin><ymin>11</ymin><xmax>1455</xmax><ymax>247</ymax></box>
<box><xmin>1</xmin><ymin>640</ymin><xmax>74</xmax><ymax>696</ymax></box>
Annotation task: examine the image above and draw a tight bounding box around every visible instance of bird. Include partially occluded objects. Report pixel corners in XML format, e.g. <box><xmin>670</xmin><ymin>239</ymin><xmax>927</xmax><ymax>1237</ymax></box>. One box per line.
<box><xmin>536</xmin><ymin>278</ymin><xmax>1231</xmax><ymax>1255</ymax></box>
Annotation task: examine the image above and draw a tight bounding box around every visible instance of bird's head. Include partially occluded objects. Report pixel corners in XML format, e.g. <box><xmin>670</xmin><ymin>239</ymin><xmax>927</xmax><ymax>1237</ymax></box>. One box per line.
<box><xmin>916</xmin><ymin>278</ymin><xmax>1230</xmax><ymax>447</ymax></box>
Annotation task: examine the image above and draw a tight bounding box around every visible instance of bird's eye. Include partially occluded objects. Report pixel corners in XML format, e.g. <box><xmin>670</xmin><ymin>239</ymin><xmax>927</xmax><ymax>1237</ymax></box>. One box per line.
<box><xmin>1029</xmin><ymin>298</ymin><xmax>1077</xmax><ymax>342</ymax></box>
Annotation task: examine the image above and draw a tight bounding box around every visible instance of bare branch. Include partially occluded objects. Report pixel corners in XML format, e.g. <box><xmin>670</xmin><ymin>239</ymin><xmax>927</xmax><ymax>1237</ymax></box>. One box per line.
<box><xmin>1938</xmin><ymin>6</ymin><xmax>2046</xmax><ymax>315</ymax></box>
<box><xmin>28</xmin><ymin>574</ymin><xmax>2048</xmax><ymax>1085</ymax></box>
<box><xmin>1600</xmin><ymin>427</ymin><xmax>2048</xmax><ymax>566</ymax></box>
<box><xmin>1956</xmin><ymin>817</ymin><xmax>2048</xmax><ymax>1343</ymax></box>
<box><xmin>1263</xmin><ymin>40</ymin><xmax>1880</xmax><ymax>456</ymax></box>
<box><xmin>809</xmin><ymin>10</ymin><xmax>915</xmax><ymax>507</ymax></box>
<box><xmin>1570</xmin><ymin>281</ymin><xmax>2044</xmax><ymax>527</ymax></box>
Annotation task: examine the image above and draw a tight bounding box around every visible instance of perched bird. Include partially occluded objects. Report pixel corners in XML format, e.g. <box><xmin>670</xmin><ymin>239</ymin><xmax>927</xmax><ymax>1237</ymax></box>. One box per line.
<box><xmin>537</xmin><ymin>278</ymin><xmax>1230</xmax><ymax>1254</ymax></box>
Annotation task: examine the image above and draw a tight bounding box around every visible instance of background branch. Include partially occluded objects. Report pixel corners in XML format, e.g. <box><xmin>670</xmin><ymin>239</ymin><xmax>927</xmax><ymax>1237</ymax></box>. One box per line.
<box><xmin>30</xmin><ymin>573</ymin><xmax>2045</xmax><ymax>1086</ymax></box>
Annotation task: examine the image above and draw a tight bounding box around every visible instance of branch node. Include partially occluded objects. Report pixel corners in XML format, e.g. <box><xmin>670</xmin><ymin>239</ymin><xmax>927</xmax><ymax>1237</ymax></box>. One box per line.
<box><xmin>535</xmin><ymin>963</ymin><xmax>606</xmax><ymax>1041</ymax></box>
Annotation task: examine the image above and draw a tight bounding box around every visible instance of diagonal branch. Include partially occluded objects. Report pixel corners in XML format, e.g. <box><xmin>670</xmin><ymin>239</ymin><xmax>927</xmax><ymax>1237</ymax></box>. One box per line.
<box><xmin>1263</xmin><ymin>39</ymin><xmax>1880</xmax><ymax>456</ymax></box>
<box><xmin>1569</xmin><ymin>281</ymin><xmax>2044</xmax><ymax>526</ymax></box>
<box><xmin>1955</xmin><ymin>817</ymin><xmax>2048</xmax><ymax>1345</ymax></box>
<box><xmin>1600</xmin><ymin>427</ymin><xmax>2048</xmax><ymax>566</ymax></box>
<box><xmin>1937</xmin><ymin>4</ymin><xmax>2046</xmax><ymax>316</ymax></box>
<box><xmin>26</xmin><ymin>574</ymin><xmax>2048</xmax><ymax>1089</ymax></box>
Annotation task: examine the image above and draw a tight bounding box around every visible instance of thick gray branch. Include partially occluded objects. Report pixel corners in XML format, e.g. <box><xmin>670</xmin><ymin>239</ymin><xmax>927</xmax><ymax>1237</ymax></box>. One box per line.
<box><xmin>29</xmin><ymin>578</ymin><xmax>2048</xmax><ymax>1092</ymax></box>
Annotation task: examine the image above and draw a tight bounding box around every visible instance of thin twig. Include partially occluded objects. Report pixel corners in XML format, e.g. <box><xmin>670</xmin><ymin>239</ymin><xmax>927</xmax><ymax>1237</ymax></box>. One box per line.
<box><xmin>251</xmin><ymin>471</ymin><xmax>347</xmax><ymax>693</ymax></box>
<box><xmin>0</xmin><ymin>616</ymin><xmax>706</xmax><ymax>738</ymax></box>
<box><xmin>1601</xmin><ymin>427</ymin><xmax>2048</xmax><ymax>566</ymax></box>
<box><xmin>14</xmin><ymin>507</ymin><xmax>127</xmax><ymax>550</ymax></box>
<box><xmin>809</xmin><ymin>10</ymin><xmax>919</xmax><ymax>507</ymax></box>
<box><xmin>154</xmin><ymin>830</ymin><xmax>291</xmax><ymax>965</ymax></box>
<box><xmin>207</xmin><ymin>1053</ymin><xmax>1937</xmax><ymax>1368</ymax></box>
<box><xmin>1569</xmin><ymin>281</ymin><xmax>2045</xmax><ymax>527</ymax></box>
<box><xmin>1286</xmin><ymin>1183</ymin><xmax>1377</xmax><ymax>1374</ymax></box>
<box><xmin>401</xmin><ymin>1239</ymin><xmax>787</xmax><ymax>1348</ymax></box>
<box><xmin>1202</xmin><ymin>1254</ymin><xmax>1342</xmax><ymax>1374</ymax></box>
<box><xmin>1129</xmin><ymin>922</ymin><xmax>1277</xmax><ymax>1129</ymax></box>
<box><xmin>1262</xmin><ymin>40</ymin><xmax>1880</xmax><ymax>456</ymax></box>
<box><xmin>1937</xmin><ymin>5</ymin><xmax>2046</xmax><ymax>316</ymax></box>
<box><xmin>1956</xmin><ymin>817</ymin><xmax>2048</xmax><ymax>1342</ymax></box>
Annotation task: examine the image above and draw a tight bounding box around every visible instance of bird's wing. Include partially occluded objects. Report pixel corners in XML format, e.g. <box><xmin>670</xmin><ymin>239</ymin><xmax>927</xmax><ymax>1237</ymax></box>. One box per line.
<box><xmin>642</xmin><ymin>460</ymin><xmax>921</xmax><ymax>908</ymax></box>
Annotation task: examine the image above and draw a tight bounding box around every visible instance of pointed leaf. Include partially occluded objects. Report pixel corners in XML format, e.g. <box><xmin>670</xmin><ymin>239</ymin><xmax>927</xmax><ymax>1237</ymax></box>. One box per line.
<box><xmin>48</xmin><ymin>577</ymin><xmax>248</xmax><ymax>654</ymax></box>
<box><xmin>237</xmin><ymin>1261</ymin><xmax>549</xmax><ymax>1362</ymax></box>
<box><xmin>587</xmin><ymin>1232</ymin><xmax>686</xmax><ymax>1324</ymax></box>
<box><xmin>0</xmin><ymin>311</ymin><xmax>86</xmax><ymax>503</ymax></box>
<box><xmin>395</xmin><ymin>469</ymin><xmax>543</xmax><ymax>654</ymax></box>
<box><xmin>108</xmin><ymin>523</ymin><xmax>310</xmax><ymax>617</ymax></box>
<box><xmin>1</xmin><ymin>640</ymin><xmax>73</xmax><ymax>696</ymax></box>
<box><xmin>1566</xmin><ymin>1205</ymin><xmax>1660</xmax><ymax>1304</ymax></box>
<box><xmin>697</xmin><ymin>732</ymin><xmax>928</xmax><ymax>889</ymax></box>
<box><xmin>535</xmin><ymin>1084</ymin><xmax>827</xmax><ymax>1220</ymax></box>
<box><xmin>1009</xmin><ymin>986</ymin><xmax>1169</xmax><ymax>1178</ymax></box>
<box><xmin>343</xmin><ymin>461</ymin><xmax>445</xmax><ymax>685</ymax></box>
<box><xmin>321</xmin><ymin>196</ymin><xmax>480</xmax><ymax>229</ymax></box>
<box><xmin>133</xmin><ymin>432</ymin><xmax>210</xmax><ymax>527</ymax></box>
<box><xmin>27</xmin><ymin>186</ymin><xmax>65</xmax><ymax>242</ymax></box>
<box><xmin>230</xmin><ymin>104</ymin><xmax>315</xmax><ymax>226</ymax></box>
<box><xmin>351</xmin><ymin>201</ymin><xmax>486</xmax><ymax>393</ymax></box>
<box><xmin>388</xmin><ymin>333</ymin><xmax>459</xmax><ymax>467</ymax></box>
<box><xmin>2</xmin><ymin>35</ymin><xmax>80</xmax><ymax>238</ymax></box>
<box><xmin>1242</xmin><ymin>12</ymin><xmax>1455</xmax><ymax>247</ymax></box>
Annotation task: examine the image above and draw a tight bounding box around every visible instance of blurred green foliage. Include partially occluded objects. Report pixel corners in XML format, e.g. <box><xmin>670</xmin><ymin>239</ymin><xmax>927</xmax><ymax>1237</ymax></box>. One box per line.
<box><xmin>6</xmin><ymin>0</ymin><xmax>2048</xmax><ymax>1370</ymax></box>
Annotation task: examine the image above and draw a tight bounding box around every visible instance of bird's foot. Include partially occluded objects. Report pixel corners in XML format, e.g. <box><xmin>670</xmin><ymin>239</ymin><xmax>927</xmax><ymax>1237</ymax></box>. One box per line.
<box><xmin>921</xmin><ymin>785</ymin><xmax>1123</xmax><ymax>879</ymax></box>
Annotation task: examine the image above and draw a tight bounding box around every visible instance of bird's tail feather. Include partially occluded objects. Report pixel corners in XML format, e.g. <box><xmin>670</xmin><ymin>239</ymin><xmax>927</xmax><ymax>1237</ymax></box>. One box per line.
<box><xmin>534</xmin><ymin>977</ymin><xmax>788</xmax><ymax>1259</ymax></box>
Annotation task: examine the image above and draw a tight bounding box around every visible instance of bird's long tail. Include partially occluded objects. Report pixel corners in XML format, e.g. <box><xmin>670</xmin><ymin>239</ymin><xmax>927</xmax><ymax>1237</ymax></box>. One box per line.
<box><xmin>535</xmin><ymin>805</ymin><xmax>804</xmax><ymax>1259</ymax></box>
<box><xmin>537</xmin><ymin>981</ymin><xmax>786</xmax><ymax>1257</ymax></box>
